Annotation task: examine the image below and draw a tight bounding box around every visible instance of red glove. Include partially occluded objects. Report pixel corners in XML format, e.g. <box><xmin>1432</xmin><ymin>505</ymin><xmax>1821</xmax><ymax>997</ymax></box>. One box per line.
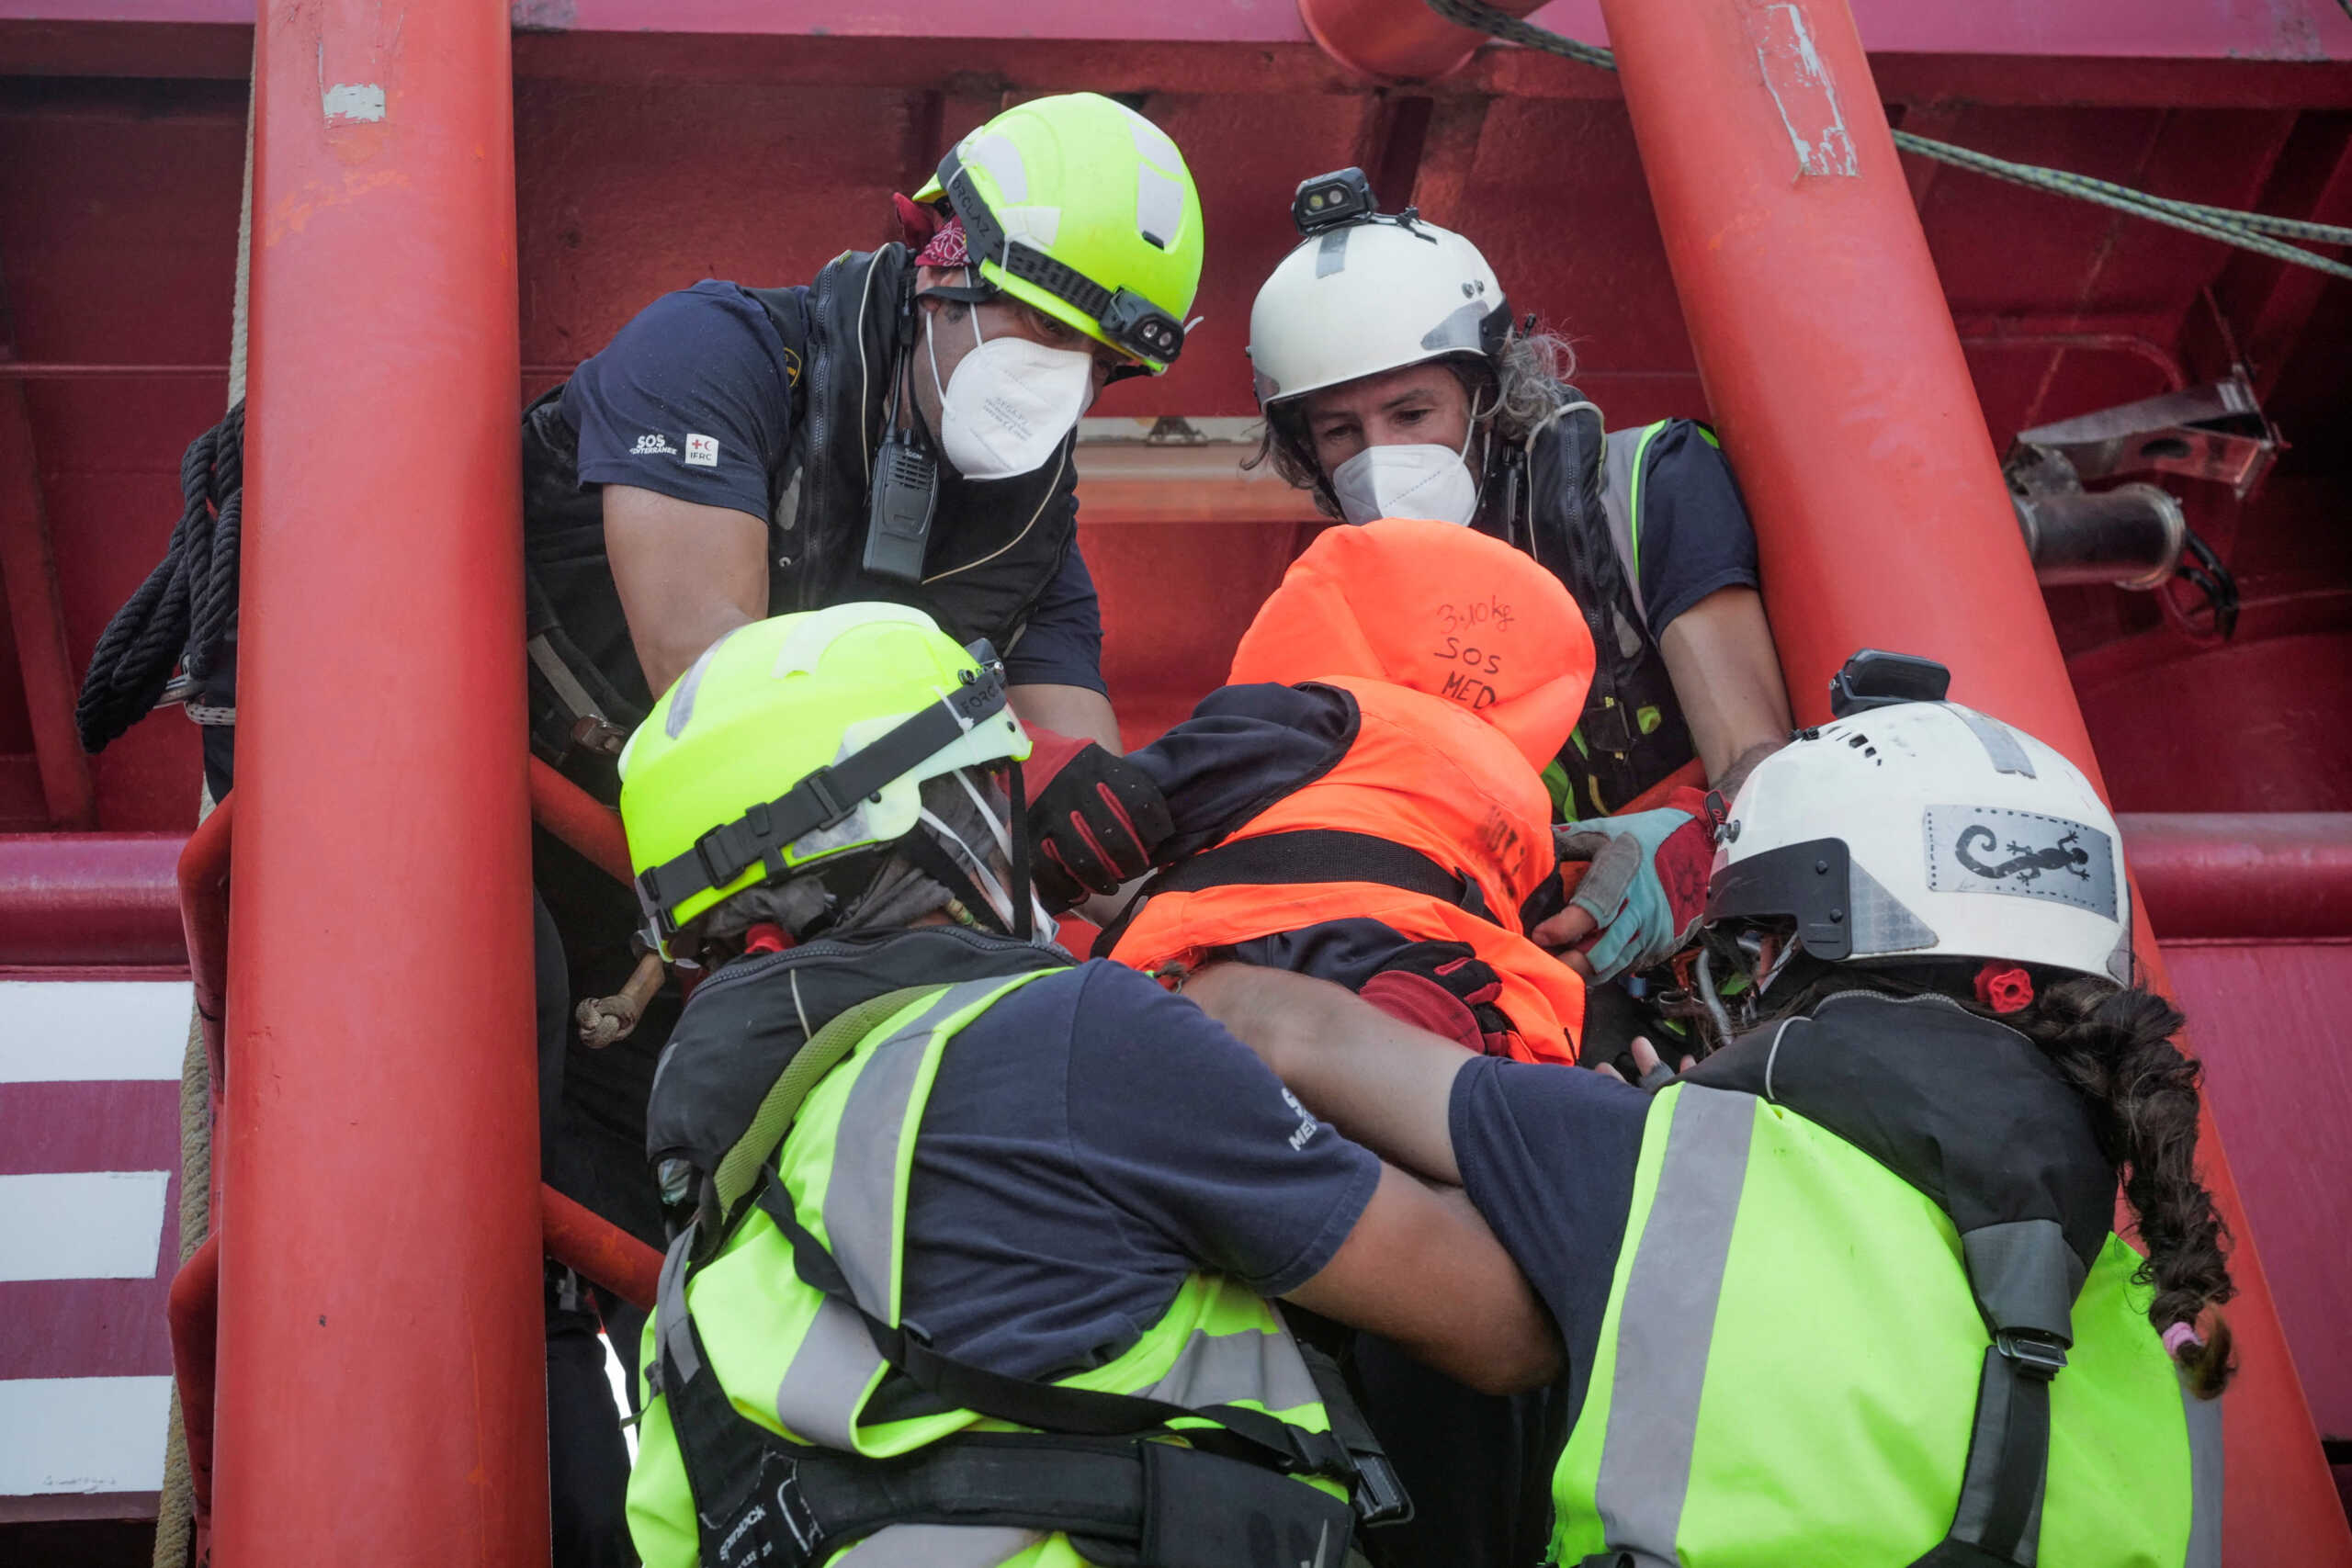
<box><xmin>1022</xmin><ymin>728</ymin><xmax>1173</xmax><ymax>910</ymax></box>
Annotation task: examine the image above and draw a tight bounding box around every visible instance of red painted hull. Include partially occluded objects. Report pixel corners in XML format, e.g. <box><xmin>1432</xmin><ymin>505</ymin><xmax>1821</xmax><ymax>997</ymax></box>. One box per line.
<box><xmin>1</xmin><ymin>0</ymin><xmax>2348</xmax><ymax>1558</ymax></box>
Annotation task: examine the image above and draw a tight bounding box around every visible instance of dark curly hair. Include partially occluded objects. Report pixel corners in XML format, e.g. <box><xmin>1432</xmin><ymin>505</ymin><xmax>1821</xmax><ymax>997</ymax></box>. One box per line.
<box><xmin>2028</xmin><ymin>975</ymin><xmax>2237</xmax><ymax>1397</ymax></box>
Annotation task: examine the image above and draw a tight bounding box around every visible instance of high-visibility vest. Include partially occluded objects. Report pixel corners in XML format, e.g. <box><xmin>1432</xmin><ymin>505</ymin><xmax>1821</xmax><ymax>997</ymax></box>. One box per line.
<box><xmin>628</xmin><ymin>973</ymin><xmax>1367</xmax><ymax>1568</ymax></box>
<box><xmin>1555</xmin><ymin>996</ymin><xmax>2222</xmax><ymax>1568</ymax></box>
<box><xmin>1112</xmin><ymin>517</ymin><xmax>1595</xmax><ymax>1061</ymax></box>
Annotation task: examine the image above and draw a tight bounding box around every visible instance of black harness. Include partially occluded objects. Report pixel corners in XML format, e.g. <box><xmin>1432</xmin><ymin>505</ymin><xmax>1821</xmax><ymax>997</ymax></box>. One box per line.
<box><xmin>1097</xmin><ymin>828</ymin><xmax>1495</xmax><ymax>955</ymax></box>
<box><xmin>647</xmin><ymin>963</ymin><xmax>1408</xmax><ymax>1568</ymax></box>
<box><xmin>517</xmin><ymin>248</ymin><xmax>1080</xmax><ymax>799</ymax></box>
<box><xmin>1505</xmin><ymin>397</ymin><xmax>1693</xmax><ymax>818</ymax></box>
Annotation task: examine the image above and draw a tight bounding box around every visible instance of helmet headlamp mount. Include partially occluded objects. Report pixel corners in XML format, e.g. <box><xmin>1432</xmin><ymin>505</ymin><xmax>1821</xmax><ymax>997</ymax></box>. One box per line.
<box><xmin>1828</xmin><ymin>649</ymin><xmax>1953</xmax><ymax>718</ymax></box>
<box><xmin>1288</xmin><ymin>166</ymin><xmax>1443</xmax><ymax>249</ymax></box>
<box><xmin>1291</xmin><ymin>166</ymin><xmax>1379</xmax><ymax>234</ymax></box>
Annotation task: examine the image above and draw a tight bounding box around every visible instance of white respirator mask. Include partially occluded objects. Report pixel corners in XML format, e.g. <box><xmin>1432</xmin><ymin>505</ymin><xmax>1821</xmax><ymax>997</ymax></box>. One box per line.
<box><xmin>925</xmin><ymin>294</ymin><xmax>1096</xmax><ymax>481</ymax></box>
<box><xmin>1328</xmin><ymin>403</ymin><xmax>1487</xmax><ymax>527</ymax></box>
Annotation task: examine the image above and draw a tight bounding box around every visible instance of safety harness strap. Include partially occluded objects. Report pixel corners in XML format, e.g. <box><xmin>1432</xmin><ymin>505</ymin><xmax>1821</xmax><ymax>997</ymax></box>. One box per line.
<box><xmin>635</xmin><ymin>660</ymin><xmax>1008</xmax><ymax>938</ymax></box>
<box><xmin>664</xmin><ymin>1299</ymin><xmax>1354</xmax><ymax>1568</ymax></box>
<box><xmin>753</xmin><ymin>1175</ymin><xmax>1358</xmax><ymax>1483</ymax></box>
<box><xmin>1905</xmin><ymin>1337</ymin><xmax>2064</xmax><ymax>1568</ymax></box>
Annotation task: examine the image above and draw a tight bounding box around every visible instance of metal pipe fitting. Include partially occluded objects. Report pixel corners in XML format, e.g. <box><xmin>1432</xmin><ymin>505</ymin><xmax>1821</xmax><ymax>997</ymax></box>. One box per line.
<box><xmin>2012</xmin><ymin>482</ymin><xmax>2185</xmax><ymax>590</ymax></box>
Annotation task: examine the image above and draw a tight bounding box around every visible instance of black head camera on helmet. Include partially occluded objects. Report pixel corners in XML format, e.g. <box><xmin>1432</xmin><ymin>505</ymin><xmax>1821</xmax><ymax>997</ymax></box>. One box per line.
<box><xmin>1292</xmin><ymin>167</ymin><xmax>1379</xmax><ymax>234</ymax></box>
<box><xmin>1289</xmin><ymin>166</ymin><xmax>1442</xmax><ymax>247</ymax></box>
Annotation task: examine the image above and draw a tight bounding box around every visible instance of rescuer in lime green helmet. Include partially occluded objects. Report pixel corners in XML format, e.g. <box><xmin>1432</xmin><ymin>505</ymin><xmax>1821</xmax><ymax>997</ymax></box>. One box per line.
<box><xmin>518</xmin><ymin>96</ymin><xmax>1203</xmax><ymax>1557</ymax></box>
<box><xmin>610</xmin><ymin>604</ymin><xmax>1558</xmax><ymax>1568</ymax></box>
<box><xmin>1185</xmin><ymin>654</ymin><xmax>2239</xmax><ymax>1568</ymax></box>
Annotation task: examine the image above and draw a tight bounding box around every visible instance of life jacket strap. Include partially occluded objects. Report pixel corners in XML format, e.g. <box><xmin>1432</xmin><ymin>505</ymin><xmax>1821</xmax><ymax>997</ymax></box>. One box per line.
<box><xmin>1102</xmin><ymin>828</ymin><xmax>1491</xmax><ymax>953</ymax></box>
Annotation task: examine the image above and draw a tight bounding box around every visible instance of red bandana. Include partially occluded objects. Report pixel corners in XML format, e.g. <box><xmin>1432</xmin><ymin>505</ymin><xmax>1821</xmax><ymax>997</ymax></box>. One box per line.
<box><xmin>893</xmin><ymin>193</ymin><xmax>971</xmax><ymax>267</ymax></box>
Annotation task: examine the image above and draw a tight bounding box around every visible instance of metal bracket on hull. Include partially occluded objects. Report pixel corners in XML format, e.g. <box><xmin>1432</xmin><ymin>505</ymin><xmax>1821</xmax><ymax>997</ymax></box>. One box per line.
<box><xmin>2009</xmin><ymin>369</ymin><xmax>2283</xmax><ymax>501</ymax></box>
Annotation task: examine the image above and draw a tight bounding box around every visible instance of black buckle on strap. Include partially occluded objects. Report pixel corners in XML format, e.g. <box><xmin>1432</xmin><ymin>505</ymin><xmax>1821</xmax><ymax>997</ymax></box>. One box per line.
<box><xmin>1995</xmin><ymin>1332</ymin><xmax>2068</xmax><ymax>1381</ymax></box>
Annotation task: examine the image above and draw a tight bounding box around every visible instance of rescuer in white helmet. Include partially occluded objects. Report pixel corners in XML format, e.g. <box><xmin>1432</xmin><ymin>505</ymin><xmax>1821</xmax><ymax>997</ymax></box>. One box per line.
<box><xmin>1186</xmin><ymin>651</ymin><xmax>2235</xmax><ymax>1568</ymax></box>
<box><xmin>1248</xmin><ymin>169</ymin><xmax>1795</xmax><ymax>1007</ymax></box>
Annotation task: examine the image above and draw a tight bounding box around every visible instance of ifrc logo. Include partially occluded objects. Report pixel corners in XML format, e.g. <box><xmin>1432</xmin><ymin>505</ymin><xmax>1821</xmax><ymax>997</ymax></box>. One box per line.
<box><xmin>684</xmin><ymin>433</ymin><xmax>721</xmax><ymax>468</ymax></box>
<box><xmin>632</xmin><ymin>433</ymin><xmax>677</xmax><ymax>456</ymax></box>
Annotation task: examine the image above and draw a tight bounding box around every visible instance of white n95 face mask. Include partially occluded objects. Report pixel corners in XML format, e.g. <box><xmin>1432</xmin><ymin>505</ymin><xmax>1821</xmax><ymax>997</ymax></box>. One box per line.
<box><xmin>926</xmin><ymin>299</ymin><xmax>1095</xmax><ymax>480</ymax></box>
<box><xmin>1329</xmin><ymin>440</ymin><xmax>1480</xmax><ymax>527</ymax></box>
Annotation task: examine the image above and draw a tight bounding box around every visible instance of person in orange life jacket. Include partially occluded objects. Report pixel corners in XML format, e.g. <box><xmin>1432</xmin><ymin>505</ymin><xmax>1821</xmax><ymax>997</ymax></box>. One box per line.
<box><xmin>1246</xmin><ymin>174</ymin><xmax>1792</xmax><ymax>1012</ymax></box>
<box><xmin>1079</xmin><ymin>517</ymin><xmax>1595</xmax><ymax>1568</ymax></box>
<box><xmin>1089</xmin><ymin>516</ymin><xmax>1596</xmax><ymax>1067</ymax></box>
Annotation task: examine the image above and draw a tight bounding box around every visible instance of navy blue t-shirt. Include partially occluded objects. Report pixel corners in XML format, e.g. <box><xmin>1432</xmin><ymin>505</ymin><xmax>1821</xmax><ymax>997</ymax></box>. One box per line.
<box><xmin>1449</xmin><ymin>1057</ymin><xmax>1652</xmax><ymax>1426</ymax></box>
<box><xmin>899</xmin><ymin>959</ymin><xmax>1381</xmax><ymax>1381</ymax></box>
<box><xmin>1628</xmin><ymin>421</ymin><xmax>1758</xmax><ymax>640</ymax></box>
<box><xmin>560</xmin><ymin>279</ymin><xmax>1106</xmax><ymax>693</ymax></box>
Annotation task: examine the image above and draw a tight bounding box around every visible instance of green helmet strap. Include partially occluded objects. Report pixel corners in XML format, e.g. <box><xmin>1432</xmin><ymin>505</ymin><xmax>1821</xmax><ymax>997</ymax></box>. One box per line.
<box><xmin>938</xmin><ymin>149</ymin><xmax>1185</xmax><ymax>369</ymax></box>
<box><xmin>635</xmin><ymin>654</ymin><xmax>1011</xmax><ymax>942</ymax></box>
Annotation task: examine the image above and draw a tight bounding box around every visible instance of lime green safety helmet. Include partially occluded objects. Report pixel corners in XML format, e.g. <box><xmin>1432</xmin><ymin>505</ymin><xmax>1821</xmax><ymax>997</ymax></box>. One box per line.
<box><xmin>913</xmin><ymin>92</ymin><xmax>1204</xmax><ymax>375</ymax></box>
<box><xmin>618</xmin><ymin>604</ymin><xmax>1032</xmax><ymax>955</ymax></box>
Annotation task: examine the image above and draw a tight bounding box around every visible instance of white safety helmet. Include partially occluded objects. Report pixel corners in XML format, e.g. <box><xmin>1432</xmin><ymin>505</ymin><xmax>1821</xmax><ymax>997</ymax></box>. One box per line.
<box><xmin>1706</xmin><ymin>665</ymin><xmax>2132</xmax><ymax>987</ymax></box>
<box><xmin>1247</xmin><ymin>209</ymin><xmax>1512</xmax><ymax>411</ymax></box>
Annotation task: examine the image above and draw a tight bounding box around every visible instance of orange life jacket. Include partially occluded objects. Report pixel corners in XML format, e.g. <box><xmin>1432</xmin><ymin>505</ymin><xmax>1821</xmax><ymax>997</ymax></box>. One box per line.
<box><xmin>1110</xmin><ymin>519</ymin><xmax>1597</xmax><ymax>1063</ymax></box>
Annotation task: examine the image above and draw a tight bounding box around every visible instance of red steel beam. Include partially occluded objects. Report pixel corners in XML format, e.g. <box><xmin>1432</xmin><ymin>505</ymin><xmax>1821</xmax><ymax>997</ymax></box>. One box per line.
<box><xmin>0</xmin><ymin>379</ymin><xmax>96</xmax><ymax>829</ymax></box>
<box><xmin>165</xmin><ymin>1232</ymin><xmax>220</xmax><ymax>1528</ymax></box>
<box><xmin>176</xmin><ymin>795</ymin><xmax>231</xmax><ymax>1159</ymax></box>
<box><xmin>0</xmin><ymin>831</ymin><xmax>187</xmax><ymax>965</ymax></box>
<box><xmin>1588</xmin><ymin>0</ymin><xmax>2352</xmax><ymax>1556</ymax></box>
<box><xmin>527</xmin><ymin>755</ymin><xmax>633</xmax><ymax>888</ymax></box>
<box><xmin>2121</xmin><ymin>813</ymin><xmax>2352</xmax><ymax>942</ymax></box>
<box><xmin>542</xmin><ymin>1185</ymin><xmax>662</xmax><ymax>1313</ymax></box>
<box><xmin>212</xmin><ymin>5</ymin><xmax>545</xmax><ymax>1568</ymax></box>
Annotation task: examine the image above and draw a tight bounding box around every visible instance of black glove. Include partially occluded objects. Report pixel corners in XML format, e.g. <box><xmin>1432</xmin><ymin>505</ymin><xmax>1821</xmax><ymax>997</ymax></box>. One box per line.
<box><xmin>1023</xmin><ymin>738</ymin><xmax>1174</xmax><ymax>910</ymax></box>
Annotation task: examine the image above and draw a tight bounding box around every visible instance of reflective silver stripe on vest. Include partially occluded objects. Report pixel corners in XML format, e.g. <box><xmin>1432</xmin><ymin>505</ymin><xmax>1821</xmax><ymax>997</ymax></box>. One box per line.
<box><xmin>1142</xmin><ymin>1323</ymin><xmax>1322</xmax><ymax>1415</ymax></box>
<box><xmin>824</xmin><ymin>982</ymin><xmax>999</xmax><ymax>1314</ymax></box>
<box><xmin>2179</xmin><ymin>1372</ymin><xmax>2224</xmax><ymax>1568</ymax></box>
<box><xmin>1599</xmin><ymin>424</ymin><xmax>1654</xmax><ymax>627</ymax></box>
<box><xmin>1589</xmin><ymin>1085</ymin><xmax>1758</xmax><ymax>1566</ymax></box>
<box><xmin>832</xmin><ymin>1523</ymin><xmax>1045</xmax><ymax>1567</ymax></box>
<box><xmin>655</xmin><ymin>1224</ymin><xmax>701</xmax><ymax>1387</ymax></box>
<box><xmin>775</xmin><ymin>1295</ymin><xmax>891</xmax><ymax>1451</ymax></box>
<box><xmin>774</xmin><ymin>979</ymin><xmax>1017</xmax><ymax>1447</ymax></box>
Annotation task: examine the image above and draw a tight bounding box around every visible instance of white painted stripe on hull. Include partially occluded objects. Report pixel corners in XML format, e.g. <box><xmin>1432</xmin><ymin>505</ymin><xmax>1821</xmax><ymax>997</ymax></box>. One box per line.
<box><xmin>0</xmin><ymin>980</ymin><xmax>194</xmax><ymax>1084</ymax></box>
<box><xmin>0</xmin><ymin>1376</ymin><xmax>174</xmax><ymax>1495</ymax></box>
<box><xmin>0</xmin><ymin>1171</ymin><xmax>171</xmax><ymax>1282</ymax></box>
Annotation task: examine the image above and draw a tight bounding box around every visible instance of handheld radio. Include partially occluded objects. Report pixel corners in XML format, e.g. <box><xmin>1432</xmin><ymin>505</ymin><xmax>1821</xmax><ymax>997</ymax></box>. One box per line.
<box><xmin>862</xmin><ymin>288</ymin><xmax>941</xmax><ymax>583</ymax></box>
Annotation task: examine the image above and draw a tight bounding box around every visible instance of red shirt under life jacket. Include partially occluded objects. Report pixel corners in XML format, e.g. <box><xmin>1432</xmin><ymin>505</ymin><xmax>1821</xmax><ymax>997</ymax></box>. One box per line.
<box><xmin>1111</xmin><ymin>519</ymin><xmax>1598</xmax><ymax>1062</ymax></box>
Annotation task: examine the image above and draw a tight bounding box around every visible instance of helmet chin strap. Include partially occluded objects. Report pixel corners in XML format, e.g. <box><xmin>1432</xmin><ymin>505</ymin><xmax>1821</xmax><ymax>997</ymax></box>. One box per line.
<box><xmin>904</xmin><ymin>766</ymin><xmax>1042</xmax><ymax>942</ymax></box>
<box><xmin>1463</xmin><ymin>385</ymin><xmax>1499</xmax><ymax>524</ymax></box>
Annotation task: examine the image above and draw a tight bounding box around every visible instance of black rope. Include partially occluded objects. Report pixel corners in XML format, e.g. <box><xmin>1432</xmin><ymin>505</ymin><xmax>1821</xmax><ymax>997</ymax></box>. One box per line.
<box><xmin>76</xmin><ymin>400</ymin><xmax>243</xmax><ymax>753</ymax></box>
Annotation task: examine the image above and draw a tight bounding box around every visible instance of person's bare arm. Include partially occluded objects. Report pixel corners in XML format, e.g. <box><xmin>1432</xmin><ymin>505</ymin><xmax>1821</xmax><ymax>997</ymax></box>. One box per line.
<box><xmin>1285</xmin><ymin>1164</ymin><xmax>1560</xmax><ymax>1395</ymax></box>
<box><xmin>1008</xmin><ymin>682</ymin><xmax>1122</xmax><ymax>750</ymax></box>
<box><xmin>1182</xmin><ymin>964</ymin><xmax>1472</xmax><ymax>1185</ymax></box>
<box><xmin>1657</xmin><ymin>585</ymin><xmax>1791</xmax><ymax>787</ymax></box>
<box><xmin>603</xmin><ymin>484</ymin><xmax>769</xmax><ymax>695</ymax></box>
